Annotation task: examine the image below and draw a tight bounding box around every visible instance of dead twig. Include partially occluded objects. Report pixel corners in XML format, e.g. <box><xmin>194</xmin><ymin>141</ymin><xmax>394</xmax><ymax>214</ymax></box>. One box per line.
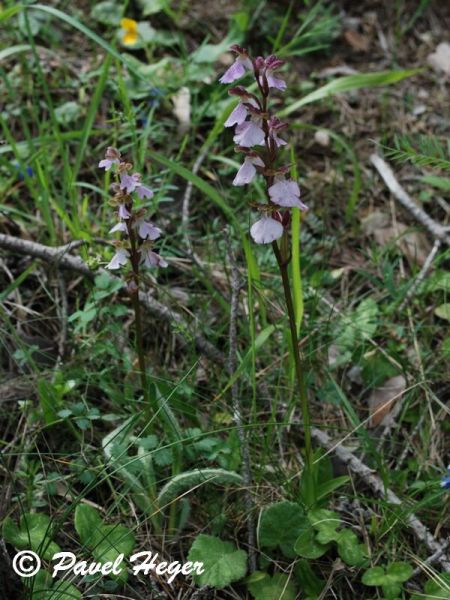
<box><xmin>370</xmin><ymin>154</ymin><xmax>450</xmax><ymax>246</ymax></box>
<box><xmin>310</xmin><ymin>427</ymin><xmax>450</xmax><ymax>572</ymax></box>
<box><xmin>0</xmin><ymin>233</ymin><xmax>225</xmax><ymax>366</ymax></box>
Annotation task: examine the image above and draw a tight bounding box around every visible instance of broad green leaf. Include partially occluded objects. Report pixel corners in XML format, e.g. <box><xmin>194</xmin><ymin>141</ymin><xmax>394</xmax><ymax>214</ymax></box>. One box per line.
<box><xmin>157</xmin><ymin>469</ymin><xmax>243</xmax><ymax>509</ymax></box>
<box><xmin>336</xmin><ymin>529</ymin><xmax>365</xmax><ymax>567</ymax></box>
<box><xmin>74</xmin><ymin>505</ymin><xmax>134</xmax><ymax>582</ymax></box>
<box><xmin>280</xmin><ymin>70</ymin><xmax>419</xmax><ymax>116</ymax></box>
<box><xmin>294</xmin><ymin>559</ymin><xmax>326</xmax><ymax>598</ymax></box>
<box><xmin>294</xmin><ymin>522</ymin><xmax>329</xmax><ymax>559</ymax></box>
<box><xmin>411</xmin><ymin>574</ymin><xmax>450</xmax><ymax>600</ymax></box>
<box><xmin>258</xmin><ymin>501</ymin><xmax>306</xmax><ymax>558</ymax></box>
<box><xmin>0</xmin><ymin>44</ymin><xmax>31</xmax><ymax>62</ymax></box>
<box><xmin>90</xmin><ymin>1</ymin><xmax>121</xmax><ymax>25</ymax></box>
<box><xmin>386</xmin><ymin>562</ymin><xmax>413</xmax><ymax>582</ymax></box>
<box><xmin>362</xmin><ymin>566</ymin><xmax>387</xmax><ymax>586</ymax></box>
<box><xmin>31</xmin><ymin>570</ymin><xmax>82</xmax><ymax>600</ymax></box>
<box><xmin>435</xmin><ymin>304</ymin><xmax>450</xmax><ymax>321</ymax></box>
<box><xmin>247</xmin><ymin>572</ymin><xmax>297</xmax><ymax>600</ymax></box>
<box><xmin>188</xmin><ymin>535</ymin><xmax>247</xmax><ymax>589</ymax></box>
<box><xmin>74</xmin><ymin>504</ymin><xmax>102</xmax><ymax>546</ymax></box>
<box><xmin>3</xmin><ymin>514</ymin><xmax>60</xmax><ymax>561</ymax></box>
<box><xmin>309</xmin><ymin>509</ymin><xmax>340</xmax><ymax>544</ymax></box>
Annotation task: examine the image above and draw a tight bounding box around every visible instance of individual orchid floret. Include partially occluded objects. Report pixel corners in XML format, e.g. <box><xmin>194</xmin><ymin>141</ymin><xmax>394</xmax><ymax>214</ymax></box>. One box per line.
<box><xmin>233</xmin><ymin>118</ymin><xmax>265</xmax><ymax>147</ymax></box>
<box><xmin>120</xmin><ymin>172</ymin><xmax>154</xmax><ymax>199</ymax></box>
<box><xmin>109</xmin><ymin>221</ymin><xmax>128</xmax><ymax>234</ymax></box>
<box><xmin>120</xmin><ymin>172</ymin><xmax>138</xmax><ymax>193</ymax></box>
<box><xmin>263</xmin><ymin>55</ymin><xmax>286</xmax><ymax>91</ymax></box>
<box><xmin>225</xmin><ymin>87</ymin><xmax>260</xmax><ymax>127</ymax></box>
<box><xmin>269</xmin><ymin>176</ymin><xmax>308</xmax><ymax>210</ymax></box>
<box><xmin>250</xmin><ymin>216</ymin><xmax>284</xmax><ymax>244</ymax></box>
<box><xmin>118</xmin><ymin>204</ymin><xmax>131</xmax><ymax>219</ymax></box>
<box><xmin>141</xmin><ymin>246</ymin><xmax>168</xmax><ymax>268</ymax></box>
<box><xmin>99</xmin><ymin>147</ymin><xmax>121</xmax><ymax>171</ymax></box>
<box><xmin>219</xmin><ymin>45</ymin><xmax>253</xmax><ymax>84</ymax></box>
<box><xmin>135</xmin><ymin>219</ymin><xmax>162</xmax><ymax>240</ymax></box>
<box><xmin>268</xmin><ymin>116</ymin><xmax>288</xmax><ymax>147</ymax></box>
<box><xmin>106</xmin><ymin>247</ymin><xmax>130</xmax><ymax>270</ymax></box>
<box><xmin>135</xmin><ymin>183</ymin><xmax>153</xmax><ymax>200</ymax></box>
<box><xmin>233</xmin><ymin>153</ymin><xmax>265</xmax><ymax>186</ymax></box>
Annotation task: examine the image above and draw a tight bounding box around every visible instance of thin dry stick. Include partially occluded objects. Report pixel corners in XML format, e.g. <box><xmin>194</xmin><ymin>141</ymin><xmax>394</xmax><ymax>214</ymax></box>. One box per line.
<box><xmin>310</xmin><ymin>427</ymin><xmax>450</xmax><ymax>572</ymax></box>
<box><xmin>370</xmin><ymin>154</ymin><xmax>450</xmax><ymax>246</ymax></box>
<box><xmin>226</xmin><ymin>234</ymin><xmax>257</xmax><ymax>573</ymax></box>
<box><xmin>398</xmin><ymin>239</ymin><xmax>442</xmax><ymax>311</ymax></box>
<box><xmin>0</xmin><ymin>233</ymin><xmax>226</xmax><ymax>366</ymax></box>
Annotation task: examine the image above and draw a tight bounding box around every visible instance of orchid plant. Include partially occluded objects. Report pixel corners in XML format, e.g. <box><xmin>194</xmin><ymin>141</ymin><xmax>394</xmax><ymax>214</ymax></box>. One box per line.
<box><xmin>99</xmin><ymin>147</ymin><xmax>166</xmax><ymax>420</ymax></box>
<box><xmin>219</xmin><ymin>46</ymin><xmax>314</xmax><ymax>487</ymax></box>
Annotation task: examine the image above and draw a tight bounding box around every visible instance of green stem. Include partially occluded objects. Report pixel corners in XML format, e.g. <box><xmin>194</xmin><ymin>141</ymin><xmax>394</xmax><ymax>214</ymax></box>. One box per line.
<box><xmin>272</xmin><ymin>240</ymin><xmax>313</xmax><ymax>473</ymax></box>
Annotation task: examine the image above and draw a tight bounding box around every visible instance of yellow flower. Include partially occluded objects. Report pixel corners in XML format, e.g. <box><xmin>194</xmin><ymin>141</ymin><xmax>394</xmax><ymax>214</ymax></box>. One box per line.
<box><xmin>120</xmin><ymin>18</ymin><xmax>138</xmax><ymax>46</ymax></box>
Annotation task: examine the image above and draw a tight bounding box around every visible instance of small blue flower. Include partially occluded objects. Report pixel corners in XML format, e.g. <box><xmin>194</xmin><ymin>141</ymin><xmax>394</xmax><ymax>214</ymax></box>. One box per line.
<box><xmin>15</xmin><ymin>163</ymin><xmax>34</xmax><ymax>181</ymax></box>
<box><xmin>440</xmin><ymin>465</ymin><xmax>450</xmax><ymax>490</ymax></box>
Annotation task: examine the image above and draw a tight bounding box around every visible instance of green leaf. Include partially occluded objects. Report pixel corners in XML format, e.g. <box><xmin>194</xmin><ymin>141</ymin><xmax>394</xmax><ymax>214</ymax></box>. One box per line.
<box><xmin>258</xmin><ymin>501</ymin><xmax>306</xmax><ymax>558</ymax></box>
<box><xmin>309</xmin><ymin>509</ymin><xmax>341</xmax><ymax>544</ymax></box>
<box><xmin>280</xmin><ymin>70</ymin><xmax>420</xmax><ymax>116</ymax></box>
<box><xmin>419</xmin><ymin>175</ymin><xmax>450</xmax><ymax>191</ymax></box>
<box><xmin>2</xmin><ymin>514</ymin><xmax>60</xmax><ymax>561</ymax></box>
<box><xmin>74</xmin><ymin>505</ymin><xmax>134</xmax><ymax>582</ymax></box>
<box><xmin>316</xmin><ymin>476</ymin><xmax>350</xmax><ymax>502</ymax></box>
<box><xmin>188</xmin><ymin>535</ymin><xmax>247</xmax><ymax>589</ymax></box>
<box><xmin>54</xmin><ymin>101</ymin><xmax>81</xmax><ymax>126</ymax></box>
<box><xmin>294</xmin><ymin>559</ymin><xmax>326</xmax><ymax>598</ymax></box>
<box><xmin>386</xmin><ymin>562</ymin><xmax>413</xmax><ymax>582</ymax></box>
<box><xmin>74</xmin><ymin>504</ymin><xmax>102</xmax><ymax>546</ymax></box>
<box><xmin>411</xmin><ymin>574</ymin><xmax>450</xmax><ymax>600</ymax></box>
<box><xmin>362</xmin><ymin>566</ymin><xmax>387</xmax><ymax>586</ymax></box>
<box><xmin>157</xmin><ymin>469</ymin><xmax>243</xmax><ymax>510</ymax></box>
<box><xmin>435</xmin><ymin>304</ymin><xmax>450</xmax><ymax>321</ymax></box>
<box><xmin>336</xmin><ymin>529</ymin><xmax>365</xmax><ymax>567</ymax></box>
<box><xmin>247</xmin><ymin>572</ymin><xmax>297</xmax><ymax>600</ymax></box>
<box><xmin>31</xmin><ymin>570</ymin><xmax>82</xmax><ymax>600</ymax></box>
<box><xmin>90</xmin><ymin>1</ymin><xmax>121</xmax><ymax>25</ymax></box>
<box><xmin>138</xmin><ymin>0</ymin><xmax>169</xmax><ymax>15</ymax></box>
<box><xmin>294</xmin><ymin>521</ymin><xmax>330</xmax><ymax>559</ymax></box>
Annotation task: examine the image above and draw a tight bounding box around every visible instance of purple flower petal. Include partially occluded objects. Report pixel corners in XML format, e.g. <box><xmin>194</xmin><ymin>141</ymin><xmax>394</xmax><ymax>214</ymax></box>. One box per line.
<box><xmin>118</xmin><ymin>204</ymin><xmax>131</xmax><ymax>219</ymax></box>
<box><xmin>219</xmin><ymin>57</ymin><xmax>252</xmax><ymax>84</ymax></box>
<box><xmin>109</xmin><ymin>222</ymin><xmax>128</xmax><ymax>234</ymax></box>
<box><xmin>233</xmin><ymin>120</ymin><xmax>265</xmax><ymax>147</ymax></box>
<box><xmin>141</xmin><ymin>249</ymin><xmax>168</xmax><ymax>268</ymax></box>
<box><xmin>136</xmin><ymin>184</ymin><xmax>154</xmax><ymax>199</ymax></box>
<box><xmin>250</xmin><ymin>217</ymin><xmax>284</xmax><ymax>244</ymax></box>
<box><xmin>136</xmin><ymin>220</ymin><xmax>162</xmax><ymax>240</ymax></box>
<box><xmin>225</xmin><ymin>102</ymin><xmax>248</xmax><ymax>127</ymax></box>
<box><xmin>120</xmin><ymin>173</ymin><xmax>137</xmax><ymax>193</ymax></box>
<box><xmin>99</xmin><ymin>158</ymin><xmax>118</xmax><ymax>171</ymax></box>
<box><xmin>269</xmin><ymin>178</ymin><xmax>308</xmax><ymax>210</ymax></box>
<box><xmin>106</xmin><ymin>248</ymin><xmax>129</xmax><ymax>270</ymax></box>
<box><xmin>266</xmin><ymin>73</ymin><xmax>287</xmax><ymax>91</ymax></box>
<box><xmin>233</xmin><ymin>156</ymin><xmax>264</xmax><ymax>186</ymax></box>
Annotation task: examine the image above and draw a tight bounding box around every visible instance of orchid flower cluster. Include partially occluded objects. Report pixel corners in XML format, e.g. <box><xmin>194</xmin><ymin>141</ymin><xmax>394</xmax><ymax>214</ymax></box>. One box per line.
<box><xmin>99</xmin><ymin>147</ymin><xmax>167</xmax><ymax>273</ymax></box>
<box><xmin>219</xmin><ymin>45</ymin><xmax>308</xmax><ymax>244</ymax></box>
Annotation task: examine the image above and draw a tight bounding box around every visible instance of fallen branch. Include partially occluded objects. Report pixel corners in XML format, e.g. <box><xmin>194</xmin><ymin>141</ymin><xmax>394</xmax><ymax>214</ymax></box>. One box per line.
<box><xmin>311</xmin><ymin>427</ymin><xmax>450</xmax><ymax>572</ymax></box>
<box><xmin>0</xmin><ymin>233</ymin><xmax>225</xmax><ymax>366</ymax></box>
<box><xmin>370</xmin><ymin>154</ymin><xmax>450</xmax><ymax>246</ymax></box>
